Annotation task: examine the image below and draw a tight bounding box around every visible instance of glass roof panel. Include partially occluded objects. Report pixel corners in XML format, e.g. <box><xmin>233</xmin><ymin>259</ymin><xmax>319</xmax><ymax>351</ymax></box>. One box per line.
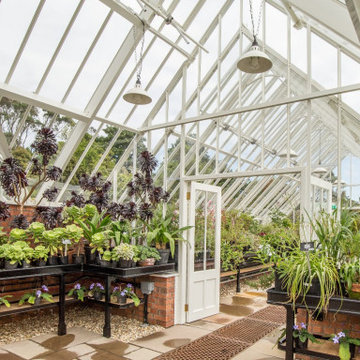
<box><xmin>11</xmin><ymin>0</ymin><xmax>79</xmax><ymax>92</ymax></box>
<box><xmin>0</xmin><ymin>0</ymin><xmax>38</xmax><ymax>82</ymax></box>
<box><xmin>65</xmin><ymin>11</ymin><xmax>132</xmax><ymax>111</ymax></box>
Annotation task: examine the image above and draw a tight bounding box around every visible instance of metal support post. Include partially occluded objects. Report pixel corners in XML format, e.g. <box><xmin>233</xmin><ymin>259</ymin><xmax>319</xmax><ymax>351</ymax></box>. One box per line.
<box><xmin>285</xmin><ymin>305</ymin><xmax>294</xmax><ymax>360</ymax></box>
<box><xmin>58</xmin><ymin>274</ymin><xmax>66</xmax><ymax>336</ymax></box>
<box><xmin>236</xmin><ymin>265</ymin><xmax>241</xmax><ymax>293</ymax></box>
<box><xmin>103</xmin><ymin>275</ymin><xmax>111</xmax><ymax>338</ymax></box>
<box><xmin>143</xmin><ymin>293</ymin><xmax>149</xmax><ymax>324</ymax></box>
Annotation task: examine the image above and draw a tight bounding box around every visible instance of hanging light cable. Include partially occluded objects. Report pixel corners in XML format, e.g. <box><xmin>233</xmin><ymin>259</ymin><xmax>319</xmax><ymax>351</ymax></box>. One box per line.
<box><xmin>123</xmin><ymin>21</ymin><xmax>152</xmax><ymax>105</ymax></box>
<box><xmin>237</xmin><ymin>0</ymin><xmax>272</xmax><ymax>74</ymax></box>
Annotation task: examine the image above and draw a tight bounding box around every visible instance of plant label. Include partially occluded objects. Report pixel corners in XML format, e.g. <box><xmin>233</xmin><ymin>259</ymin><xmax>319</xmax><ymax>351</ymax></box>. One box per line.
<box><xmin>300</xmin><ymin>242</ymin><xmax>315</xmax><ymax>252</ymax></box>
<box><xmin>62</xmin><ymin>239</ymin><xmax>71</xmax><ymax>245</ymax></box>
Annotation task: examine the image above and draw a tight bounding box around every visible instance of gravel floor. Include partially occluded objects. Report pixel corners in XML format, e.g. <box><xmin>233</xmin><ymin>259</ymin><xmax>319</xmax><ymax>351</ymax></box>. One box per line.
<box><xmin>0</xmin><ymin>305</ymin><xmax>163</xmax><ymax>345</ymax></box>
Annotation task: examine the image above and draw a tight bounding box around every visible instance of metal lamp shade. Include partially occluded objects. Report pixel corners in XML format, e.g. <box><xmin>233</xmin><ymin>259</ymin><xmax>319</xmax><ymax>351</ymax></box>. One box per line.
<box><xmin>278</xmin><ymin>148</ymin><xmax>298</xmax><ymax>158</ymax></box>
<box><xmin>237</xmin><ymin>40</ymin><xmax>272</xmax><ymax>74</ymax></box>
<box><xmin>313</xmin><ymin>166</ymin><xmax>327</xmax><ymax>175</ymax></box>
<box><xmin>123</xmin><ymin>81</ymin><xmax>152</xmax><ymax>105</ymax></box>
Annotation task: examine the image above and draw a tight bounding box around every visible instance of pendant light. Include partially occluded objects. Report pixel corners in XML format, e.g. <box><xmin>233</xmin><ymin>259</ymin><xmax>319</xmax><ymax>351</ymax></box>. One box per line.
<box><xmin>123</xmin><ymin>22</ymin><xmax>152</xmax><ymax>105</ymax></box>
<box><xmin>278</xmin><ymin>148</ymin><xmax>298</xmax><ymax>158</ymax></box>
<box><xmin>313</xmin><ymin>128</ymin><xmax>327</xmax><ymax>175</ymax></box>
<box><xmin>237</xmin><ymin>0</ymin><xmax>272</xmax><ymax>74</ymax></box>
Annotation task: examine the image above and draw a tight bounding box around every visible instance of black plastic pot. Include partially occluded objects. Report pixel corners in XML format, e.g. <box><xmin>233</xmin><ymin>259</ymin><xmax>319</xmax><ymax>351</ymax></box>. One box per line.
<box><xmin>72</xmin><ymin>254</ymin><xmax>84</xmax><ymax>265</ymax></box>
<box><xmin>274</xmin><ymin>269</ymin><xmax>286</xmax><ymax>291</ymax></box>
<box><xmin>117</xmin><ymin>295</ymin><xmax>127</xmax><ymax>304</ymax></box>
<box><xmin>307</xmin><ymin>277</ymin><xmax>321</xmax><ymax>296</ymax></box>
<box><xmin>99</xmin><ymin>259</ymin><xmax>111</xmax><ymax>267</ymax></box>
<box><xmin>118</xmin><ymin>259</ymin><xmax>133</xmax><ymax>268</ymax></box>
<box><xmin>59</xmin><ymin>256</ymin><xmax>69</xmax><ymax>265</ymax></box>
<box><xmin>85</xmin><ymin>246</ymin><xmax>96</xmax><ymax>264</ymax></box>
<box><xmin>93</xmin><ymin>292</ymin><xmax>103</xmax><ymax>301</ymax></box>
<box><xmin>21</xmin><ymin>261</ymin><xmax>31</xmax><ymax>268</ymax></box>
<box><xmin>110</xmin><ymin>261</ymin><xmax>117</xmax><ymax>268</ymax></box>
<box><xmin>35</xmin><ymin>259</ymin><xmax>47</xmax><ymax>267</ymax></box>
<box><xmin>0</xmin><ymin>258</ymin><xmax>4</xmax><ymax>269</ymax></box>
<box><xmin>4</xmin><ymin>260</ymin><xmax>18</xmax><ymax>270</ymax></box>
<box><xmin>294</xmin><ymin>337</ymin><xmax>308</xmax><ymax>349</ymax></box>
<box><xmin>156</xmin><ymin>249</ymin><xmax>170</xmax><ymax>265</ymax></box>
<box><xmin>48</xmin><ymin>256</ymin><xmax>59</xmax><ymax>265</ymax></box>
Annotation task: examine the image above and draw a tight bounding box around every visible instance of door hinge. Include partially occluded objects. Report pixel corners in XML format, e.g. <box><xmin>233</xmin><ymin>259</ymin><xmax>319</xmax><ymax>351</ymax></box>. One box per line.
<box><xmin>184</xmin><ymin>304</ymin><xmax>189</xmax><ymax>312</ymax></box>
<box><xmin>186</xmin><ymin>192</ymin><xmax>191</xmax><ymax>200</ymax></box>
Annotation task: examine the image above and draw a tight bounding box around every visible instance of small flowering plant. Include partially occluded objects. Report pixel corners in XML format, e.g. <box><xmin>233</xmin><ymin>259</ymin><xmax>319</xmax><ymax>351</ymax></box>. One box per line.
<box><xmin>330</xmin><ymin>331</ymin><xmax>360</xmax><ymax>360</ymax></box>
<box><xmin>88</xmin><ymin>282</ymin><xmax>104</xmax><ymax>295</ymax></box>
<box><xmin>68</xmin><ymin>283</ymin><xmax>86</xmax><ymax>301</ymax></box>
<box><xmin>19</xmin><ymin>285</ymin><xmax>53</xmax><ymax>305</ymax></box>
<box><xmin>112</xmin><ymin>283</ymin><xmax>140</xmax><ymax>306</ymax></box>
<box><xmin>293</xmin><ymin>323</ymin><xmax>320</xmax><ymax>344</ymax></box>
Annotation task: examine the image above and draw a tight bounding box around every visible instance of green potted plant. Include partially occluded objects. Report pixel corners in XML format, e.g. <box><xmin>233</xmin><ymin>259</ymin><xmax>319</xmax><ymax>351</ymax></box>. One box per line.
<box><xmin>340</xmin><ymin>261</ymin><xmax>360</xmax><ymax>299</ymax></box>
<box><xmin>136</xmin><ymin>245</ymin><xmax>161</xmax><ymax>266</ymax></box>
<box><xmin>17</xmin><ymin>241</ymin><xmax>34</xmax><ymax>268</ymax></box>
<box><xmin>33</xmin><ymin>245</ymin><xmax>49</xmax><ymax>267</ymax></box>
<box><xmin>0</xmin><ymin>295</ymin><xmax>12</xmax><ymax>308</ymax></box>
<box><xmin>277</xmin><ymin>248</ymin><xmax>340</xmax><ymax>312</ymax></box>
<box><xmin>112</xmin><ymin>243</ymin><xmax>136</xmax><ymax>268</ymax></box>
<box><xmin>19</xmin><ymin>285</ymin><xmax>53</xmax><ymax>306</ymax></box>
<box><xmin>42</xmin><ymin>228</ymin><xmax>63</xmax><ymax>265</ymax></box>
<box><xmin>330</xmin><ymin>331</ymin><xmax>360</xmax><ymax>360</ymax></box>
<box><xmin>88</xmin><ymin>282</ymin><xmax>104</xmax><ymax>301</ymax></box>
<box><xmin>9</xmin><ymin>228</ymin><xmax>28</xmax><ymax>242</ymax></box>
<box><xmin>63</xmin><ymin>224</ymin><xmax>83</xmax><ymax>264</ymax></box>
<box><xmin>68</xmin><ymin>283</ymin><xmax>86</xmax><ymax>301</ymax></box>
<box><xmin>0</xmin><ymin>241</ymin><xmax>31</xmax><ymax>269</ymax></box>
<box><xmin>146</xmin><ymin>210</ymin><xmax>191</xmax><ymax>264</ymax></box>
<box><xmin>28</xmin><ymin>222</ymin><xmax>46</xmax><ymax>243</ymax></box>
<box><xmin>90</xmin><ymin>232</ymin><xmax>111</xmax><ymax>266</ymax></box>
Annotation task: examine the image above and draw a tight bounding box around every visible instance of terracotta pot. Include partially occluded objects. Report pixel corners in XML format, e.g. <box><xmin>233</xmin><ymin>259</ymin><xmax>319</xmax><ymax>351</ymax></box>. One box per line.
<box><xmin>138</xmin><ymin>258</ymin><xmax>155</xmax><ymax>267</ymax></box>
<box><xmin>351</xmin><ymin>283</ymin><xmax>360</xmax><ymax>292</ymax></box>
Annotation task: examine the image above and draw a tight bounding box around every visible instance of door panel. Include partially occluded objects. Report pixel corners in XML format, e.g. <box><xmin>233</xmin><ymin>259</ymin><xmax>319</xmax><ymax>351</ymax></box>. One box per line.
<box><xmin>187</xmin><ymin>182</ymin><xmax>221</xmax><ymax>322</ymax></box>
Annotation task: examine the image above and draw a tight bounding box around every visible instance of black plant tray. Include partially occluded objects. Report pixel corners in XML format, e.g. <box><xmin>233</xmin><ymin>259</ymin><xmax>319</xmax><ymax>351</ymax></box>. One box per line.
<box><xmin>267</xmin><ymin>288</ymin><xmax>360</xmax><ymax>315</ymax></box>
<box><xmin>83</xmin><ymin>263</ymin><xmax>175</xmax><ymax>278</ymax></box>
<box><xmin>0</xmin><ymin>296</ymin><xmax>79</xmax><ymax>317</ymax></box>
<box><xmin>87</xmin><ymin>297</ymin><xmax>144</xmax><ymax>309</ymax></box>
<box><xmin>0</xmin><ymin>264</ymin><xmax>82</xmax><ymax>280</ymax></box>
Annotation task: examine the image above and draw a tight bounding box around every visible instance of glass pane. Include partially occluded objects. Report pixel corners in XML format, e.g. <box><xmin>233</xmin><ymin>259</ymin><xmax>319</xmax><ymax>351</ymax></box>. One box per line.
<box><xmin>194</xmin><ymin>190</ymin><xmax>205</xmax><ymax>272</ymax></box>
<box><xmin>206</xmin><ymin>192</ymin><xmax>216</xmax><ymax>270</ymax></box>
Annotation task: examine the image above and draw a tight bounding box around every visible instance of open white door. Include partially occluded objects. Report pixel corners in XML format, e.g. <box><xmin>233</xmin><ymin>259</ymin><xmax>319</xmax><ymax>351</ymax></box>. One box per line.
<box><xmin>186</xmin><ymin>182</ymin><xmax>221</xmax><ymax>322</ymax></box>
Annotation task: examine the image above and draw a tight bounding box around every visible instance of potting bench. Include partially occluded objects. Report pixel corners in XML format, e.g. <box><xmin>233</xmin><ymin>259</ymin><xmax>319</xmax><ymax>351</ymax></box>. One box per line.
<box><xmin>267</xmin><ymin>288</ymin><xmax>360</xmax><ymax>360</ymax></box>
<box><xmin>0</xmin><ymin>263</ymin><xmax>175</xmax><ymax>338</ymax></box>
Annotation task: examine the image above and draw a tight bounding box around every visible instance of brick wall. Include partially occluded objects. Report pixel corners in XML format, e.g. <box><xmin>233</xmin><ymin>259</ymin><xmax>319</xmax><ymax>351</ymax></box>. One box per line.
<box><xmin>0</xmin><ymin>204</ymin><xmax>36</xmax><ymax>233</ymax></box>
<box><xmin>295</xmin><ymin>309</ymin><xmax>360</xmax><ymax>360</ymax></box>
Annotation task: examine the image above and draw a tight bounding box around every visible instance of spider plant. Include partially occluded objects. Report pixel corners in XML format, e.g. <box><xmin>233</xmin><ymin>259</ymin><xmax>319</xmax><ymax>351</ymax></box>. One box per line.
<box><xmin>277</xmin><ymin>248</ymin><xmax>340</xmax><ymax>312</ymax></box>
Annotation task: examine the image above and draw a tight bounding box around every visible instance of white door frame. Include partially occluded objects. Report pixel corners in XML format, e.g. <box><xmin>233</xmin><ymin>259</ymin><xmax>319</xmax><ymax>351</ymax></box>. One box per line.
<box><xmin>186</xmin><ymin>181</ymin><xmax>221</xmax><ymax>322</ymax></box>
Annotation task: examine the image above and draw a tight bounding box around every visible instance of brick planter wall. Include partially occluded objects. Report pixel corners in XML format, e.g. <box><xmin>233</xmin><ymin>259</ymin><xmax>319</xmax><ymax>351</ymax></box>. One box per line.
<box><xmin>295</xmin><ymin>309</ymin><xmax>360</xmax><ymax>359</ymax></box>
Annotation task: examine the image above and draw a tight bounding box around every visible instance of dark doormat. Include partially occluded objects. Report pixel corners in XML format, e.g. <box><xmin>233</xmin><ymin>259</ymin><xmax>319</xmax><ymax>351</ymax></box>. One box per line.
<box><xmin>155</xmin><ymin>305</ymin><xmax>285</xmax><ymax>360</ymax></box>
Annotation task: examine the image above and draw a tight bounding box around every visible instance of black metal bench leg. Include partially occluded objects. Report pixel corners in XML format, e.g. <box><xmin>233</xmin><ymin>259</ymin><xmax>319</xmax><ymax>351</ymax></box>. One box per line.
<box><xmin>236</xmin><ymin>265</ymin><xmax>241</xmax><ymax>293</ymax></box>
<box><xmin>58</xmin><ymin>274</ymin><xmax>66</xmax><ymax>336</ymax></box>
<box><xmin>103</xmin><ymin>275</ymin><xmax>111</xmax><ymax>338</ymax></box>
<box><xmin>285</xmin><ymin>305</ymin><xmax>294</xmax><ymax>360</ymax></box>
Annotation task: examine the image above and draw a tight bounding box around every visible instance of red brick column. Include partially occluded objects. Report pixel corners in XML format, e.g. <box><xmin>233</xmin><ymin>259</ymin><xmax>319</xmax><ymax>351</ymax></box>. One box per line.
<box><xmin>147</xmin><ymin>274</ymin><xmax>175</xmax><ymax>328</ymax></box>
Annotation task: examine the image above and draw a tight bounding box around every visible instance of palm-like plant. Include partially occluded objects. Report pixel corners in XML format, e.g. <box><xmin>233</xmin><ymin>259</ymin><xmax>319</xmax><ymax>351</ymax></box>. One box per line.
<box><xmin>146</xmin><ymin>211</ymin><xmax>191</xmax><ymax>257</ymax></box>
